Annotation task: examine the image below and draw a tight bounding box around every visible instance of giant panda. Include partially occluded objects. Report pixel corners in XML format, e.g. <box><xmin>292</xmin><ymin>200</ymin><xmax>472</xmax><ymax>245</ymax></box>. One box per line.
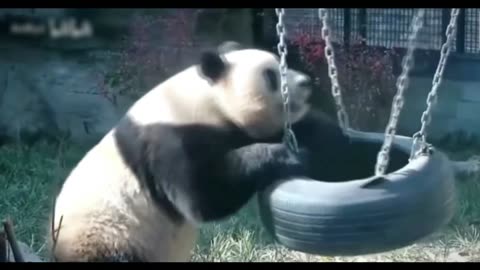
<box><xmin>49</xmin><ymin>41</ymin><xmax>321</xmax><ymax>262</ymax></box>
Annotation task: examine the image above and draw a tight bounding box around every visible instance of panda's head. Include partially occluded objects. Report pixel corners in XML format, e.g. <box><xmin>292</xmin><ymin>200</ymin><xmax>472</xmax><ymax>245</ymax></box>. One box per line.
<box><xmin>197</xmin><ymin>41</ymin><xmax>313</xmax><ymax>139</ymax></box>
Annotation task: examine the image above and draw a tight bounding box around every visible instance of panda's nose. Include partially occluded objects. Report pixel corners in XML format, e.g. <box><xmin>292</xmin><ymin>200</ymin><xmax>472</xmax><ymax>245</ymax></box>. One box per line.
<box><xmin>297</xmin><ymin>75</ymin><xmax>312</xmax><ymax>89</ymax></box>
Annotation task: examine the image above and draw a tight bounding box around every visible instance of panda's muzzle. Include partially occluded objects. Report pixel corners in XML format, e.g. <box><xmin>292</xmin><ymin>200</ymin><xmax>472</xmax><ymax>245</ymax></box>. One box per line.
<box><xmin>297</xmin><ymin>76</ymin><xmax>312</xmax><ymax>90</ymax></box>
<box><xmin>294</xmin><ymin>75</ymin><xmax>313</xmax><ymax>103</ymax></box>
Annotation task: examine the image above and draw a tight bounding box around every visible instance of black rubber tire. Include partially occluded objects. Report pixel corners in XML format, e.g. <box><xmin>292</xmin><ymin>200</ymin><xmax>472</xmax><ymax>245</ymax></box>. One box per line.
<box><xmin>257</xmin><ymin>130</ymin><xmax>457</xmax><ymax>256</ymax></box>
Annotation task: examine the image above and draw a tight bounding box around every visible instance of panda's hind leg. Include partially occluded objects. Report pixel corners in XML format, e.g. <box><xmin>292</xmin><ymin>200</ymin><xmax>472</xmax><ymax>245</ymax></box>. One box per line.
<box><xmin>52</xmin><ymin>233</ymin><xmax>142</xmax><ymax>262</ymax></box>
<box><xmin>50</xmin><ymin>216</ymin><xmax>142</xmax><ymax>262</ymax></box>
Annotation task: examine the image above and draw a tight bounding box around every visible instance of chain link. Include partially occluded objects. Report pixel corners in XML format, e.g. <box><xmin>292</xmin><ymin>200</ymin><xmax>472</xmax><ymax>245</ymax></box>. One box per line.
<box><xmin>409</xmin><ymin>8</ymin><xmax>459</xmax><ymax>160</ymax></box>
<box><xmin>275</xmin><ymin>8</ymin><xmax>299</xmax><ymax>153</ymax></box>
<box><xmin>318</xmin><ymin>8</ymin><xmax>350</xmax><ymax>131</ymax></box>
<box><xmin>374</xmin><ymin>9</ymin><xmax>425</xmax><ymax>176</ymax></box>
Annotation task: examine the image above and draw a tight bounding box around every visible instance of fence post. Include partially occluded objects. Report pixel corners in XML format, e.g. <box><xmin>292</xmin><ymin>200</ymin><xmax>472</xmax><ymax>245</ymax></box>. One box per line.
<box><xmin>344</xmin><ymin>8</ymin><xmax>351</xmax><ymax>47</ymax></box>
<box><xmin>252</xmin><ymin>8</ymin><xmax>265</xmax><ymax>48</ymax></box>
<box><xmin>441</xmin><ymin>9</ymin><xmax>449</xmax><ymax>45</ymax></box>
<box><xmin>456</xmin><ymin>8</ymin><xmax>465</xmax><ymax>54</ymax></box>
<box><xmin>359</xmin><ymin>8</ymin><xmax>367</xmax><ymax>43</ymax></box>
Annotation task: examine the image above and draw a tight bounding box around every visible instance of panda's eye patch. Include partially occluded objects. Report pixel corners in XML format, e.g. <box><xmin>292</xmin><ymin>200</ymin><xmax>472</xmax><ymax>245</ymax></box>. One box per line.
<box><xmin>263</xmin><ymin>68</ymin><xmax>279</xmax><ymax>92</ymax></box>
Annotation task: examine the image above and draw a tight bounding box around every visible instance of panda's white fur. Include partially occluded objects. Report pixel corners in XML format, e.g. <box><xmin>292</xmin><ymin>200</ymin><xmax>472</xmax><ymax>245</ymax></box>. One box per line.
<box><xmin>49</xmin><ymin>42</ymin><xmax>313</xmax><ymax>262</ymax></box>
<box><xmin>51</xmin><ymin>135</ymin><xmax>199</xmax><ymax>261</ymax></box>
<box><xmin>127</xmin><ymin>48</ymin><xmax>310</xmax><ymax>137</ymax></box>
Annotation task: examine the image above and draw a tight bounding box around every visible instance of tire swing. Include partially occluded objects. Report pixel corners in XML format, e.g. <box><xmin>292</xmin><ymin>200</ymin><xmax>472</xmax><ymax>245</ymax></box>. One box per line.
<box><xmin>257</xmin><ymin>8</ymin><xmax>460</xmax><ymax>256</ymax></box>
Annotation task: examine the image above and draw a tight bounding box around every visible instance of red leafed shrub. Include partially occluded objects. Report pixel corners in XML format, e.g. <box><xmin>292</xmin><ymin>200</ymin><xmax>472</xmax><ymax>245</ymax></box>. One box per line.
<box><xmin>96</xmin><ymin>10</ymin><xmax>199</xmax><ymax>105</ymax></box>
<box><xmin>290</xmin><ymin>27</ymin><xmax>400</xmax><ymax>132</ymax></box>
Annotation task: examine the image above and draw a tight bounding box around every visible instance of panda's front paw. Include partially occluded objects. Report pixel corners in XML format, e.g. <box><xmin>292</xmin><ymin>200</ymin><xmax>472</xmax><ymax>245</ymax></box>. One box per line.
<box><xmin>273</xmin><ymin>145</ymin><xmax>309</xmax><ymax>177</ymax></box>
<box><xmin>295</xmin><ymin>147</ymin><xmax>311</xmax><ymax>165</ymax></box>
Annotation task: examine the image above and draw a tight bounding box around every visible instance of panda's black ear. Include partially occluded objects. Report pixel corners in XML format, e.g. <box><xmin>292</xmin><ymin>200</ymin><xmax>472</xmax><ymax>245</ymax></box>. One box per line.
<box><xmin>198</xmin><ymin>51</ymin><xmax>228</xmax><ymax>83</ymax></box>
<box><xmin>218</xmin><ymin>41</ymin><xmax>245</xmax><ymax>54</ymax></box>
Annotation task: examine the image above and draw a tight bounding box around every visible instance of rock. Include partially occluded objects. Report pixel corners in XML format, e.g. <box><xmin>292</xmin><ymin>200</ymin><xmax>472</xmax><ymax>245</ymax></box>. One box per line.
<box><xmin>6</xmin><ymin>241</ymin><xmax>43</xmax><ymax>262</ymax></box>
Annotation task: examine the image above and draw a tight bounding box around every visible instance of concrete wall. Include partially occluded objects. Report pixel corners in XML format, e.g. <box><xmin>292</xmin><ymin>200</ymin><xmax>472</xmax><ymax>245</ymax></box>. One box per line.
<box><xmin>397</xmin><ymin>55</ymin><xmax>480</xmax><ymax>142</ymax></box>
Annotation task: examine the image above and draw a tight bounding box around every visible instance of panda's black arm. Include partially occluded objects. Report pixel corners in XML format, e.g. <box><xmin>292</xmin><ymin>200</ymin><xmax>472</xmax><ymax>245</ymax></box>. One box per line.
<box><xmin>291</xmin><ymin>109</ymin><xmax>353</xmax><ymax>180</ymax></box>
<box><xmin>188</xmin><ymin>143</ymin><xmax>308</xmax><ymax>223</ymax></box>
<box><xmin>292</xmin><ymin>110</ymin><xmax>349</xmax><ymax>150</ymax></box>
<box><xmin>120</xmin><ymin>121</ymin><xmax>306</xmax><ymax>224</ymax></box>
<box><xmin>184</xmin><ymin>110</ymin><xmax>352</xmax><ymax>223</ymax></box>
<box><xmin>222</xmin><ymin>143</ymin><xmax>308</xmax><ymax>190</ymax></box>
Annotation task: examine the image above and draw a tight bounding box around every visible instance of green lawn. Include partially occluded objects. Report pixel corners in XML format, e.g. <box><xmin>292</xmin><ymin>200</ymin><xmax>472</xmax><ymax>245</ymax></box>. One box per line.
<box><xmin>0</xmin><ymin>141</ymin><xmax>479</xmax><ymax>262</ymax></box>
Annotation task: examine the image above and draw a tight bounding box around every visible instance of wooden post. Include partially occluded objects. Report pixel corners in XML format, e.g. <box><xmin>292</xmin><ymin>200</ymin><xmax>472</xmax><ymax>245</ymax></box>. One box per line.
<box><xmin>359</xmin><ymin>8</ymin><xmax>367</xmax><ymax>42</ymax></box>
<box><xmin>0</xmin><ymin>231</ymin><xmax>6</xmax><ymax>262</ymax></box>
<box><xmin>3</xmin><ymin>219</ymin><xmax>24</xmax><ymax>262</ymax></box>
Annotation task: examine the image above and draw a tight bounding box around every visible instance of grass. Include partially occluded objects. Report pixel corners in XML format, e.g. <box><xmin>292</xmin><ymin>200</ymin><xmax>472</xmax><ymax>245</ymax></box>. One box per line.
<box><xmin>0</xmin><ymin>140</ymin><xmax>480</xmax><ymax>262</ymax></box>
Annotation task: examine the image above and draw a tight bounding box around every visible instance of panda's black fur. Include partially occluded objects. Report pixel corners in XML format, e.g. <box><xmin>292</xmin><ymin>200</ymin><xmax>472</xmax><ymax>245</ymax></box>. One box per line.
<box><xmin>114</xmin><ymin>116</ymin><xmax>306</xmax><ymax>225</ymax></box>
<box><xmin>50</xmin><ymin>41</ymin><xmax>320</xmax><ymax>262</ymax></box>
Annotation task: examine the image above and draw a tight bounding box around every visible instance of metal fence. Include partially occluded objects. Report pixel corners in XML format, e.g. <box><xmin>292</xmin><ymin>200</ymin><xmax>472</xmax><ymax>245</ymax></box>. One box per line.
<box><xmin>282</xmin><ymin>8</ymin><xmax>480</xmax><ymax>54</ymax></box>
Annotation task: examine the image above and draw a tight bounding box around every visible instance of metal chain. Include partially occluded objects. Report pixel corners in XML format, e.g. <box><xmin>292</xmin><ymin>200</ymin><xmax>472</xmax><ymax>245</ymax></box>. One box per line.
<box><xmin>374</xmin><ymin>9</ymin><xmax>425</xmax><ymax>176</ymax></box>
<box><xmin>409</xmin><ymin>8</ymin><xmax>459</xmax><ymax>160</ymax></box>
<box><xmin>318</xmin><ymin>8</ymin><xmax>350</xmax><ymax>131</ymax></box>
<box><xmin>275</xmin><ymin>8</ymin><xmax>299</xmax><ymax>153</ymax></box>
